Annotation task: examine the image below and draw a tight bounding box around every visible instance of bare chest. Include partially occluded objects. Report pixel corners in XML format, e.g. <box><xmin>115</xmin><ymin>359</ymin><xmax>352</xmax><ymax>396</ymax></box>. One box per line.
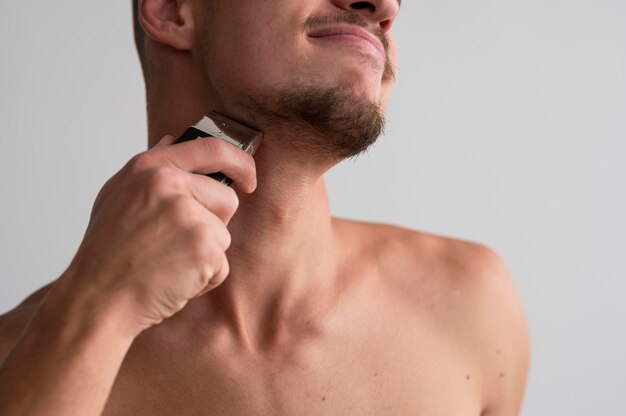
<box><xmin>103</xmin><ymin>318</ymin><xmax>483</xmax><ymax>415</ymax></box>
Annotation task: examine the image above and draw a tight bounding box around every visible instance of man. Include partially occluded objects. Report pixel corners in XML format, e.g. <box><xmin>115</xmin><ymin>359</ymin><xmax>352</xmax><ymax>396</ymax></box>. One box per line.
<box><xmin>0</xmin><ymin>0</ymin><xmax>529</xmax><ymax>414</ymax></box>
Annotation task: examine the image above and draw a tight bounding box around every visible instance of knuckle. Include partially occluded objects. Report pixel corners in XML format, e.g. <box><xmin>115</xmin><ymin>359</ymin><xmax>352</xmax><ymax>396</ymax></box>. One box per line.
<box><xmin>188</xmin><ymin>225</ymin><xmax>209</xmax><ymax>248</ymax></box>
<box><xmin>197</xmin><ymin>264</ymin><xmax>214</xmax><ymax>289</ymax></box>
<box><xmin>187</xmin><ymin>223</ymin><xmax>221</xmax><ymax>255</ymax></box>
<box><xmin>167</xmin><ymin>195</ymin><xmax>197</xmax><ymax>223</ymax></box>
<box><xmin>221</xmin><ymin>229</ymin><xmax>232</xmax><ymax>250</ymax></box>
<box><xmin>189</xmin><ymin>229</ymin><xmax>230</xmax><ymax>288</ymax></box>
<box><xmin>222</xmin><ymin>186</ymin><xmax>240</xmax><ymax>214</ymax></box>
<box><xmin>180</xmin><ymin>221</ymin><xmax>232</xmax><ymax>296</ymax></box>
<box><xmin>209</xmin><ymin>255</ymin><xmax>230</xmax><ymax>287</ymax></box>
<box><xmin>145</xmin><ymin>166</ymin><xmax>185</xmax><ymax>195</ymax></box>
<box><xmin>126</xmin><ymin>152</ymin><xmax>156</xmax><ymax>175</ymax></box>
<box><xmin>210</xmin><ymin>223</ymin><xmax>231</xmax><ymax>250</ymax></box>
<box><xmin>201</xmin><ymin>137</ymin><xmax>230</xmax><ymax>161</ymax></box>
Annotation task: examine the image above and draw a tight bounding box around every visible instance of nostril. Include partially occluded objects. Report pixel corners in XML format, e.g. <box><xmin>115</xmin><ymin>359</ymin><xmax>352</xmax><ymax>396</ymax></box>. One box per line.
<box><xmin>350</xmin><ymin>1</ymin><xmax>376</xmax><ymax>13</ymax></box>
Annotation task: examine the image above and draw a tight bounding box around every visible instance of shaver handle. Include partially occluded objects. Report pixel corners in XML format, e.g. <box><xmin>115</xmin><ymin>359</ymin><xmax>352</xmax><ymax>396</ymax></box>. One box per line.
<box><xmin>174</xmin><ymin>126</ymin><xmax>233</xmax><ymax>186</ymax></box>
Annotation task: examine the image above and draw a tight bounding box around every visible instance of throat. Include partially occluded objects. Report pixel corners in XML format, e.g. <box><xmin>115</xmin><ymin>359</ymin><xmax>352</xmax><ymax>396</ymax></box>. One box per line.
<box><xmin>192</xmin><ymin>175</ymin><xmax>344</xmax><ymax>351</ymax></box>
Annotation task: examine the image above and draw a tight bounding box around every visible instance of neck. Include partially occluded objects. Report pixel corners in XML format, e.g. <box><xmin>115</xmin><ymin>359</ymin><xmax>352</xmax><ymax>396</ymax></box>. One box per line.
<box><xmin>146</xmin><ymin>92</ymin><xmax>345</xmax><ymax>350</ymax></box>
<box><xmin>142</xmin><ymin>50</ymin><xmax>353</xmax><ymax>349</ymax></box>
<box><xmin>210</xmin><ymin>138</ymin><xmax>343</xmax><ymax>349</ymax></box>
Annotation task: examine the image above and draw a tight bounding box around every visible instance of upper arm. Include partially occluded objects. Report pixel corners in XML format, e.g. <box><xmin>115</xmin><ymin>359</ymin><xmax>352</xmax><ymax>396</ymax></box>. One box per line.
<box><xmin>395</xmin><ymin>230</ymin><xmax>529</xmax><ymax>414</ymax></box>
<box><xmin>455</xmin><ymin>244</ymin><xmax>530</xmax><ymax>415</ymax></box>
<box><xmin>0</xmin><ymin>283</ymin><xmax>55</xmax><ymax>364</ymax></box>
<box><xmin>0</xmin><ymin>310</ymin><xmax>29</xmax><ymax>365</ymax></box>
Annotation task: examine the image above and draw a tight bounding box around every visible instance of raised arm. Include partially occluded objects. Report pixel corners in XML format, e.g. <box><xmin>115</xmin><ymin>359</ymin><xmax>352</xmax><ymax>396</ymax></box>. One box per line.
<box><xmin>0</xmin><ymin>134</ymin><xmax>257</xmax><ymax>415</ymax></box>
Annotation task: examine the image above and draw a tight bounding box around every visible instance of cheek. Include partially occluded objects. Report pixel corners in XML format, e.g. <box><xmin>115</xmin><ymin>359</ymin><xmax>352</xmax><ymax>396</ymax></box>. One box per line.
<box><xmin>203</xmin><ymin>25</ymin><xmax>303</xmax><ymax>96</ymax></box>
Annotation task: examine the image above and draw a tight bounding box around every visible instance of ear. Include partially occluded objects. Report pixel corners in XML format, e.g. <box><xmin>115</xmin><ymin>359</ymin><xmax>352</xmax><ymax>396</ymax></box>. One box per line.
<box><xmin>138</xmin><ymin>0</ymin><xmax>195</xmax><ymax>51</ymax></box>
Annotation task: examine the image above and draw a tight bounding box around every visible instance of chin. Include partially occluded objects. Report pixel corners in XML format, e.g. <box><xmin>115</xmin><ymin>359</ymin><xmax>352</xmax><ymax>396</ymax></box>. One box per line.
<box><xmin>230</xmin><ymin>70</ymin><xmax>386</xmax><ymax>161</ymax></box>
<box><xmin>331</xmin><ymin>71</ymin><xmax>384</xmax><ymax>104</ymax></box>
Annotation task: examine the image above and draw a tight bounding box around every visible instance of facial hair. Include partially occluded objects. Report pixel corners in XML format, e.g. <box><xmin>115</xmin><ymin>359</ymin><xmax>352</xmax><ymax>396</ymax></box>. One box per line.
<box><xmin>237</xmin><ymin>81</ymin><xmax>386</xmax><ymax>161</ymax></box>
<box><xmin>246</xmin><ymin>12</ymin><xmax>391</xmax><ymax>160</ymax></box>
<box><xmin>198</xmin><ymin>8</ymin><xmax>391</xmax><ymax>161</ymax></box>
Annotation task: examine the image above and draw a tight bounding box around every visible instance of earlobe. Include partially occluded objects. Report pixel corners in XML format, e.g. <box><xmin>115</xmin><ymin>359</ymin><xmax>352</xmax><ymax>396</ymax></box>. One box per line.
<box><xmin>138</xmin><ymin>0</ymin><xmax>195</xmax><ymax>51</ymax></box>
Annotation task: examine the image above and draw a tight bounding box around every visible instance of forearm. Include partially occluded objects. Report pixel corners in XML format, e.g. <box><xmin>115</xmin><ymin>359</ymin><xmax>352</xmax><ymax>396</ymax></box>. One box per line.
<box><xmin>0</xmin><ymin>273</ymin><xmax>135</xmax><ymax>416</ymax></box>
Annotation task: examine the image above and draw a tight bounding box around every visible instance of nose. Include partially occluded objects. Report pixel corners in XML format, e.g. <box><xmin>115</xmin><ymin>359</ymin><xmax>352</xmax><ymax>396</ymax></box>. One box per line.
<box><xmin>331</xmin><ymin>0</ymin><xmax>400</xmax><ymax>31</ymax></box>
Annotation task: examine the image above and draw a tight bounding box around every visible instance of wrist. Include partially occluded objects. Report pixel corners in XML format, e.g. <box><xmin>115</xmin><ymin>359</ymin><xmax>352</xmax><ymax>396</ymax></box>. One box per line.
<box><xmin>35</xmin><ymin>266</ymin><xmax>140</xmax><ymax>345</ymax></box>
<box><xmin>0</xmin><ymin>268</ymin><xmax>137</xmax><ymax>416</ymax></box>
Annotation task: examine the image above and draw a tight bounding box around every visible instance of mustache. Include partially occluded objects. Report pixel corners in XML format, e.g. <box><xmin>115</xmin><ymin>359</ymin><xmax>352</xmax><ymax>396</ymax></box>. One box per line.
<box><xmin>304</xmin><ymin>13</ymin><xmax>396</xmax><ymax>81</ymax></box>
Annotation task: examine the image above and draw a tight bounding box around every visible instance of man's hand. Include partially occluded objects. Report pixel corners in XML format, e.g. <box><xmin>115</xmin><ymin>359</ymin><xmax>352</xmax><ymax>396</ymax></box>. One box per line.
<box><xmin>66</xmin><ymin>134</ymin><xmax>257</xmax><ymax>336</ymax></box>
<box><xmin>0</xmin><ymin>135</ymin><xmax>256</xmax><ymax>416</ymax></box>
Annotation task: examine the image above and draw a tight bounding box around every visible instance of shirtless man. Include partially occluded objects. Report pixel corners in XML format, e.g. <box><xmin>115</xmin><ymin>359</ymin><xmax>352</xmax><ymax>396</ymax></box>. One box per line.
<box><xmin>0</xmin><ymin>0</ymin><xmax>529</xmax><ymax>414</ymax></box>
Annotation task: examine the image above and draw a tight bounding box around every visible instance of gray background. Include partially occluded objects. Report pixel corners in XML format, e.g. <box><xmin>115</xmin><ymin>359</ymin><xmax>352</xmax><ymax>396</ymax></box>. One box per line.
<box><xmin>1</xmin><ymin>1</ymin><xmax>624</xmax><ymax>414</ymax></box>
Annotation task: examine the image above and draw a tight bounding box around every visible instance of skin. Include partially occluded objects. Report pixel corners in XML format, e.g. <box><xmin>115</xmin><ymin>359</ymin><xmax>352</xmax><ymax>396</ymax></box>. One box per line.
<box><xmin>0</xmin><ymin>0</ymin><xmax>529</xmax><ymax>415</ymax></box>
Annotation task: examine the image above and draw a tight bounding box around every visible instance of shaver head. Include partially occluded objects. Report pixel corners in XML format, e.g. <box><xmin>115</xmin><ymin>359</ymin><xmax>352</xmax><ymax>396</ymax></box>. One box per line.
<box><xmin>190</xmin><ymin>111</ymin><xmax>263</xmax><ymax>156</ymax></box>
<box><xmin>174</xmin><ymin>111</ymin><xmax>264</xmax><ymax>187</ymax></box>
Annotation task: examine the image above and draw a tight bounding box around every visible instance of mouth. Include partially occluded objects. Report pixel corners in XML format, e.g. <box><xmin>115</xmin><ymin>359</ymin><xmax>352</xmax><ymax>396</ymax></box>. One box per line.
<box><xmin>307</xmin><ymin>25</ymin><xmax>385</xmax><ymax>59</ymax></box>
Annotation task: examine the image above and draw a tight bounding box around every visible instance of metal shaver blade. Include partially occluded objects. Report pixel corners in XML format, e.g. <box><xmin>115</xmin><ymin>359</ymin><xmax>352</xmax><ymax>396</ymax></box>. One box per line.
<box><xmin>174</xmin><ymin>111</ymin><xmax>263</xmax><ymax>186</ymax></box>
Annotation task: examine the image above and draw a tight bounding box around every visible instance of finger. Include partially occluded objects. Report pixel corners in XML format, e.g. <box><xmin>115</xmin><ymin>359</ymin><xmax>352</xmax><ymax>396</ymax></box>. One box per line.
<box><xmin>150</xmin><ymin>134</ymin><xmax>177</xmax><ymax>150</ymax></box>
<box><xmin>156</xmin><ymin>137</ymin><xmax>257</xmax><ymax>193</ymax></box>
<box><xmin>193</xmin><ymin>252</ymin><xmax>229</xmax><ymax>298</ymax></box>
<box><xmin>186</xmin><ymin>173</ymin><xmax>241</xmax><ymax>224</ymax></box>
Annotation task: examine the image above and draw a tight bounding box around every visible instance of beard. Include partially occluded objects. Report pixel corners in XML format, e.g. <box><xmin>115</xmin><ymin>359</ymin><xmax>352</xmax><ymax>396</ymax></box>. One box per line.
<box><xmin>235</xmin><ymin>81</ymin><xmax>386</xmax><ymax>161</ymax></box>
<box><xmin>196</xmin><ymin>5</ymin><xmax>392</xmax><ymax>161</ymax></box>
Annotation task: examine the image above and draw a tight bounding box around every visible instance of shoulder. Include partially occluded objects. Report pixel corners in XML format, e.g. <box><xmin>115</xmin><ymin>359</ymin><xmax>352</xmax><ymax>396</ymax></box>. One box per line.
<box><xmin>334</xmin><ymin>217</ymin><xmax>508</xmax><ymax>281</ymax></box>
<box><xmin>0</xmin><ymin>283</ymin><xmax>55</xmax><ymax>363</ymax></box>
<box><xmin>433</xmin><ymin>239</ymin><xmax>529</xmax><ymax>414</ymax></box>
<box><xmin>335</xmin><ymin>218</ymin><xmax>529</xmax><ymax>413</ymax></box>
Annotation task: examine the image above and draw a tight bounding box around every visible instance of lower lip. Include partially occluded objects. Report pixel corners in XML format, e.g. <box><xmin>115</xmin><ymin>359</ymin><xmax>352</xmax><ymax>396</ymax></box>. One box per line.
<box><xmin>309</xmin><ymin>34</ymin><xmax>384</xmax><ymax>62</ymax></box>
